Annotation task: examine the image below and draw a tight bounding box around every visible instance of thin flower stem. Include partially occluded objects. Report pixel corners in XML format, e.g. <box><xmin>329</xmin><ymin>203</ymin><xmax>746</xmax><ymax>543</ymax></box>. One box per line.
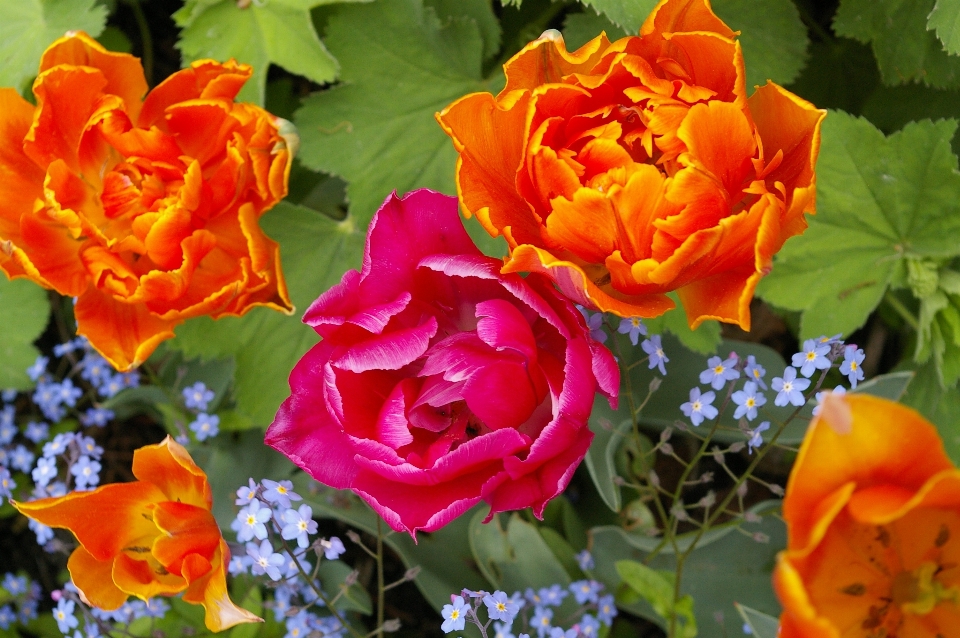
<box><xmin>376</xmin><ymin>518</ymin><xmax>385</xmax><ymax>638</ymax></box>
<box><xmin>124</xmin><ymin>0</ymin><xmax>154</xmax><ymax>85</ymax></box>
<box><xmin>883</xmin><ymin>291</ymin><xmax>919</xmax><ymax>330</ymax></box>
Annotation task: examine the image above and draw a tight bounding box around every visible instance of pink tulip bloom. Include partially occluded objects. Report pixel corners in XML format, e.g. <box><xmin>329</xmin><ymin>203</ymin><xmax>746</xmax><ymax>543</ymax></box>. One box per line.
<box><xmin>265</xmin><ymin>190</ymin><xmax>618</xmax><ymax>536</ymax></box>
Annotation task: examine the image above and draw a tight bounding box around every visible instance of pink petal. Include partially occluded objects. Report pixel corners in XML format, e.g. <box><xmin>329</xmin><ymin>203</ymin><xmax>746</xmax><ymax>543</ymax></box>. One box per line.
<box><xmin>302</xmin><ymin>269</ymin><xmax>360</xmax><ymax>334</ymax></box>
<box><xmin>475</xmin><ymin>298</ymin><xmax>537</xmax><ymax>362</ymax></box>
<box><xmin>464</xmin><ymin>362</ymin><xmax>540</xmax><ymax>431</ymax></box>
<box><xmin>375</xmin><ymin>380</ymin><xmax>417</xmax><ymax>449</ymax></box>
<box><xmin>332</xmin><ymin>317</ymin><xmax>437</xmax><ymax>373</ymax></box>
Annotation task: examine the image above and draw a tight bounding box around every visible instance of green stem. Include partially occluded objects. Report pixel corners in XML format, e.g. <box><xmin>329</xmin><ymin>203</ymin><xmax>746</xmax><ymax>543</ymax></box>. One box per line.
<box><xmin>125</xmin><ymin>0</ymin><xmax>154</xmax><ymax>84</ymax></box>
<box><xmin>883</xmin><ymin>291</ymin><xmax>920</xmax><ymax>330</ymax></box>
<box><xmin>377</xmin><ymin>518</ymin><xmax>385</xmax><ymax>637</ymax></box>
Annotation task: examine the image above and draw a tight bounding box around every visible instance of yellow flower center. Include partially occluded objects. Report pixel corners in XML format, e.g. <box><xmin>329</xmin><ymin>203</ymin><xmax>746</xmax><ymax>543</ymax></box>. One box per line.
<box><xmin>714</xmin><ymin>365</ymin><xmax>724</xmax><ymax>374</ymax></box>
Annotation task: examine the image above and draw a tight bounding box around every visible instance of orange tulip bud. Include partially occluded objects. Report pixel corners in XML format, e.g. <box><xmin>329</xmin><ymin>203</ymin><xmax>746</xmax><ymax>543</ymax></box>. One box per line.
<box><xmin>13</xmin><ymin>437</ymin><xmax>260</xmax><ymax>632</ymax></box>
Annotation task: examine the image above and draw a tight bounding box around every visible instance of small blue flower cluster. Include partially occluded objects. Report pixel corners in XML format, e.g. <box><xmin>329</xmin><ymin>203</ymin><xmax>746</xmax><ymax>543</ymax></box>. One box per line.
<box><xmin>578</xmin><ymin>308</ymin><xmax>670</xmax><ymax>375</ymax></box>
<box><xmin>181</xmin><ymin>381</ymin><xmax>220</xmax><ymax>442</ymax></box>
<box><xmin>0</xmin><ymin>573</ymin><xmax>41</xmax><ymax>630</ymax></box>
<box><xmin>49</xmin><ymin>581</ymin><xmax>170</xmax><ymax>637</ymax></box>
<box><xmin>229</xmin><ymin>478</ymin><xmax>347</xmax><ymax>638</ymax></box>
<box><xmin>442</xmin><ymin>573</ymin><xmax>615</xmax><ymax>638</ymax></box>
<box><xmin>679</xmin><ymin>336</ymin><xmax>867</xmax><ymax>454</ymax></box>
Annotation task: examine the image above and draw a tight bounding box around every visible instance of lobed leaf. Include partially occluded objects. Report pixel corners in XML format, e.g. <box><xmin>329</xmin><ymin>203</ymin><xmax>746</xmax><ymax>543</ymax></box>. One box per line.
<box><xmin>0</xmin><ymin>278</ymin><xmax>49</xmax><ymax>390</ymax></box>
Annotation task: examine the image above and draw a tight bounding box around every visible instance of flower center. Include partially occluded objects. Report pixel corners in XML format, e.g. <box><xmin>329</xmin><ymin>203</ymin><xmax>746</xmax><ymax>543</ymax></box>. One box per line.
<box><xmin>891</xmin><ymin>561</ymin><xmax>959</xmax><ymax>615</ymax></box>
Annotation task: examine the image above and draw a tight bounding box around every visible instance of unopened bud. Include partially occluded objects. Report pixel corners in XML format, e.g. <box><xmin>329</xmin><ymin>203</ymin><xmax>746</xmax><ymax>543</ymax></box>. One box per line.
<box><xmin>711</xmin><ymin>446</ymin><xmax>724</xmax><ymax>465</ymax></box>
<box><xmin>660</xmin><ymin>428</ymin><xmax>672</xmax><ymax>443</ymax></box>
<box><xmin>671</xmin><ymin>503</ymin><xmax>690</xmax><ymax>522</ymax></box>
<box><xmin>612</xmin><ymin>475</ymin><xmax>626</xmax><ymax>485</ymax></box>
<box><xmin>649</xmin><ymin>377</ymin><xmax>662</xmax><ymax>393</ymax></box>
<box><xmin>346</xmin><ymin>530</ymin><xmax>362</xmax><ymax>544</ymax></box>
<box><xmin>737</xmin><ymin>482</ymin><xmax>748</xmax><ymax>498</ymax></box>
<box><xmin>382</xmin><ymin>619</ymin><xmax>402</xmax><ymax>633</ymax></box>
<box><xmin>648</xmin><ymin>470</ymin><xmax>660</xmax><ymax>488</ymax></box>
<box><xmin>769</xmin><ymin>484</ymin><xmax>785</xmax><ymax>497</ymax></box>
<box><xmin>752</xmin><ymin>532</ymin><xmax>770</xmax><ymax>544</ymax></box>
<box><xmin>700</xmin><ymin>472</ymin><xmax>714</xmax><ymax>484</ymax></box>
<box><xmin>698</xmin><ymin>491</ymin><xmax>716</xmax><ymax>509</ymax></box>
<box><xmin>659</xmin><ymin>442</ymin><xmax>674</xmax><ymax>456</ymax></box>
<box><xmin>713</xmin><ymin>611</ymin><xmax>724</xmax><ymax>624</ymax></box>
<box><xmin>344</xmin><ymin>570</ymin><xmax>359</xmax><ymax>586</ymax></box>
<box><xmin>729</xmin><ymin>442</ymin><xmax>745</xmax><ymax>453</ymax></box>
<box><xmin>744</xmin><ymin>512</ymin><xmax>762</xmax><ymax>524</ymax></box>
<box><xmin>404</xmin><ymin>566</ymin><xmax>421</xmax><ymax>581</ymax></box>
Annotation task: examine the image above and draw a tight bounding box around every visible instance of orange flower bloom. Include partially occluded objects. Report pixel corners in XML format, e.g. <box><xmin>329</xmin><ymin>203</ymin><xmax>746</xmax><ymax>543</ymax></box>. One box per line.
<box><xmin>774</xmin><ymin>393</ymin><xmax>960</xmax><ymax>636</ymax></box>
<box><xmin>0</xmin><ymin>32</ymin><xmax>293</xmax><ymax>370</ymax></box>
<box><xmin>437</xmin><ymin>0</ymin><xmax>825</xmax><ymax>330</ymax></box>
<box><xmin>13</xmin><ymin>436</ymin><xmax>259</xmax><ymax>632</ymax></box>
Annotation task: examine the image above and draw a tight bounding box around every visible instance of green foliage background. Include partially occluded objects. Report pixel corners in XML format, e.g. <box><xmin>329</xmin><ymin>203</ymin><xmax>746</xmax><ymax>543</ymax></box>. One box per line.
<box><xmin>3</xmin><ymin>0</ymin><xmax>960</xmax><ymax>636</ymax></box>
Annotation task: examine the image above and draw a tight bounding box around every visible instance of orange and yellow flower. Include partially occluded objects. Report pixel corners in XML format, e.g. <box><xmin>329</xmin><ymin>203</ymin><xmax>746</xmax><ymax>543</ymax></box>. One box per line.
<box><xmin>13</xmin><ymin>437</ymin><xmax>260</xmax><ymax>633</ymax></box>
<box><xmin>436</xmin><ymin>0</ymin><xmax>825</xmax><ymax>330</ymax></box>
<box><xmin>0</xmin><ymin>32</ymin><xmax>294</xmax><ymax>370</ymax></box>
<box><xmin>774</xmin><ymin>393</ymin><xmax>960</xmax><ymax>636</ymax></box>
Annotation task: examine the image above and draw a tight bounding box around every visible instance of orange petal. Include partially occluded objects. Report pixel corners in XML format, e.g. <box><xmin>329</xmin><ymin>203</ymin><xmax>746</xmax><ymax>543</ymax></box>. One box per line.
<box><xmin>544</xmin><ymin>188</ymin><xmax>619</xmax><ymax>264</ymax></box>
<box><xmin>773</xmin><ymin>553</ymin><xmax>842</xmax><ymax>638</ymax></box>
<box><xmin>609</xmin><ymin>164</ymin><xmax>679</xmax><ymax>263</ymax></box>
<box><xmin>132</xmin><ymin>437</ymin><xmax>212</xmax><ymax>511</ymax></box>
<box><xmin>641</xmin><ymin>0</ymin><xmax>737</xmax><ymax>40</ymax></box>
<box><xmin>784</xmin><ymin>394</ymin><xmax>956</xmax><ymax>551</ymax></box>
<box><xmin>67</xmin><ymin>546</ymin><xmax>128</xmax><ymax>610</ymax></box>
<box><xmin>74</xmin><ymin>286</ymin><xmax>176</xmax><ymax>371</ymax></box>
<box><xmin>503</xmin><ymin>244</ymin><xmax>675</xmax><ymax>318</ymax></box>
<box><xmin>39</xmin><ymin>31</ymin><xmax>147</xmax><ymax>123</ymax></box>
<box><xmin>139</xmin><ymin>60</ymin><xmax>252</xmax><ymax>130</ymax></box>
<box><xmin>151</xmin><ymin>501</ymin><xmax>221</xmax><ymax>576</ymax></box>
<box><xmin>24</xmin><ymin>65</ymin><xmax>109</xmax><ymax>173</ymax></box>
<box><xmin>12</xmin><ymin>482</ymin><xmax>164</xmax><ymax>560</ymax></box>
<box><xmin>502</xmin><ymin>31</ymin><xmax>610</xmax><ymax>94</ymax></box>
<box><xmin>182</xmin><ymin>540</ymin><xmax>262</xmax><ymax>632</ymax></box>
<box><xmin>0</xmin><ymin>88</ymin><xmax>45</xmax><ymax>278</ymax></box>
<box><xmin>436</xmin><ymin>90</ymin><xmax>540</xmax><ymax>246</ymax></box>
<box><xmin>675</xmin><ymin>100</ymin><xmax>756</xmax><ymax>201</ymax></box>
<box><xmin>112</xmin><ymin>551</ymin><xmax>187</xmax><ymax>599</ymax></box>
<box><xmin>659</xmin><ymin>32</ymin><xmax>745</xmax><ymax>106</ymax></box>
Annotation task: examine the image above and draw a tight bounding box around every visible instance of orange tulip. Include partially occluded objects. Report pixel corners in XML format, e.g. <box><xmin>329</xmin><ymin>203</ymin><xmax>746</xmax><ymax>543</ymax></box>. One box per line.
<box><xmin>13</xmin><ymin>436</ymin><xmax>260</xmax><ymax>632</ymax></box>
<box><xmin>437</xmin><ymin>0</ymin><xmax>825</xmax><ymax>330</ymax></box>
<box><xmin>774</xmin><ymin>393</ymin><xmax>960</xmax><ymax>636</ymax></box>
<box><xmin>0</xmin><ymin>32</ymin><xmax>293</xmax><ymax>370</ymax></box>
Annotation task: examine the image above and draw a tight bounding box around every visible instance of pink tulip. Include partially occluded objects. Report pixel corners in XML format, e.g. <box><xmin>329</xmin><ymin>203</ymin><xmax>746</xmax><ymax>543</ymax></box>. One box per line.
<box><xmin>265</xmin><ymin>190</ymin><xmax>618</xmax><ymax>536</ymax></box>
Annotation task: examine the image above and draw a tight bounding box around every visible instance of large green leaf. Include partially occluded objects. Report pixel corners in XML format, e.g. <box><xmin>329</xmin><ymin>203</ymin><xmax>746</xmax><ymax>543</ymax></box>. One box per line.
<box><xmin>563</xmin><ymin>9</ymin><xmax>628</xmax><ymax>51</ymax></box>
<box><xmin>834</xmin><ymin>0</ymin><xmax>960</xmax><ymax>88</ymax></box>
<box><xmin>294</xmin><ymin>0</ymin><xmax>504</xmax><ymax>228</ymax></box>
<box><xmin>0</xmin><ymin>0</ymin><xmax>106</xmax><ymax>93</ymax></box>
<box><xmin>578</xmin><ymin>0</ymin><xmax>658</xmax><ymax>32</ymax></box>
<box><xmin>712</xmin><ymin>0</ymin><xmax>809</xmax><ymax>87</ymax></box>
<box><xmin>928</xmin><ymin>0</ymin><xmax>960</xmax><ymax>56</ymax></box>
<box><xmin>469</xmin><ymin>510</ymin><xmax>571</xmax><ymax>593</ymax></box>
<box><xmin>758</xmin><ymin>112</ymin><xmax>960</xmax><ymax>339</ymax></box>
<box><xmin>175</xmin><ymin>0</ymin><xmax>362</xmax><ymax>104</ymax></box>
<box><xmin>167</xmin><ymin>202</ymin><xmax>364</xmax><ymax>425</ymax></box>
<box><xmin>425</xmin><ymin>0</ymin><xmax>502</xmax><ymax>60</ymax></box>
<box><xmin>736</xmin><ymin>603</ymin><xmax>780</xmax><ymax>638</ymax></box>
<box><xmin>590</xmin><ymin>501</ymin><xmax>785</xmax><ymax>635</ymax></box>
<box><xmin>0</xmin><ymin>278</ymin><xmax>49</xmax><ymax>390</ymax></box>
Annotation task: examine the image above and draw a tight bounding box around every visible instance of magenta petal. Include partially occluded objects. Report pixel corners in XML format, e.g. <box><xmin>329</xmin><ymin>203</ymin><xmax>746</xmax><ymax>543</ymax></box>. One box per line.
<box><xmin>475</xmin><ymin>298</ymin><xmax>537</xmax><ymax>362</ymax></box>
<box><xmin>419</xmin><ymin>332</ymin><xmax>489</xmax><ymax>381</ymax></box>
<box><xmin>375</xmin><ymin>380</ymin><xmax>416</xmax><ymax>449</ymax></box>
<box><xmin>347</xmin><ymin>291</ymin><xmax>412</xmax><ymax>333</ymax></box>
<box><xmin>464</xmin><ymin>362</ymin><xmax>538</xmax><ymax>430</ymax></box>
<box><xmin>302</xmin><ymin>269</ymin><xmax>360</xmax><ymax>335</ymax></box>
<box><xmin>590</xmin><ymin>339</ymin><xmax>620</xmax><ymax>408</ymax></box>
<box><xmin>333</xmin><ymin>316</ymin><xmax>437</xmax><ymax>372</ymax></box>
<box><xmin>353</xmin><ymin>478</ymin><xmax>485</xmax><ymax>536</ymax></box>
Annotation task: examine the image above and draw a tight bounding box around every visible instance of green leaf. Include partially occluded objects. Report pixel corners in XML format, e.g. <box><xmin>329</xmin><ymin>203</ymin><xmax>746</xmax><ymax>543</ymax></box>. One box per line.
<box><xmin>735</xmin><ymin>603</ymin><xmax>780</xmax><ymax>638</ymax></box>
<box><xmin>584</xmin><ymin>398</ymin><xmax>632</xmax><ymax>512</ymax></box>
<box><xmin>712</xmin><ymin>0</ymin><xmax>809</xmax><ymax>87</ymax></box>
<box><xmin>425</xmin><ymin>0</ymin><xmax>501</xmax><ymax>60</ymax></box>
<box><xmin>578</xmin><ymin>0</ymin><xmax>658</xmax><ymax>33</ymax></box>
<box><xmin>295</xmin><ymin>0</ymin><xmax>504</xmax><ymax>228</ymax></box>
<box><xmin>317</xmin><ymin>560</ymin><xmax>373</xmax><ymax>614</ymax></box>
<box><xmin>563</xmin><ymin>9</ymin><xmax>628</xmax><ymax>51</ymax></box>
<box><xmin>785</xmin><ymin>38</ymin><xmax>881</xmax><ymax>116</ymax></box>
<box><xmin>175</xmin><ymin>0</ymin><xmax>352</xmax><ymax>104</ymax></box>
<box><xmin>616</xmin><ymin>561</ymin><xmax>697</xmax><ymax>637</ymax></box>
<box><xmin>0</xmin><ymin>0</ymin><xmax>107</xmax><ymax>93</ymax></box>
<box><xmin>900</xmin><ymin>359</ymin><xmax>960</xmax><ymax>463</ymax></box>
<box><xmin>929</xmin><ymin>0</ymin><xmax>960</xmax><ymax>55</ymax></box>
<box><xmin>758</xmin><ymin>112</ymin><xmax>960</xmax><ymax>340</ymax></box>
<box><xmin>834</xmin><ymin>0</ymin><xmax>960</xmax><ymax>88</ymax></box>
<box><xmin>168</xmin><ymin>202</ymin><xmax>365</xmax><ymax>425</ymax></box>
<box><xmin>468</xmin><ymin>510</ymin><xmax>573</xmax><ymax>594</ymax></box>
<box><xmin>0</xmin><ymin>278</ymin><xmax>49</xmax><ymax>390</ymax></box>
<box><xmin>591</xmin><ymin>501</ymin><xmax>785</xmax><ymax>635</ymax></box>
